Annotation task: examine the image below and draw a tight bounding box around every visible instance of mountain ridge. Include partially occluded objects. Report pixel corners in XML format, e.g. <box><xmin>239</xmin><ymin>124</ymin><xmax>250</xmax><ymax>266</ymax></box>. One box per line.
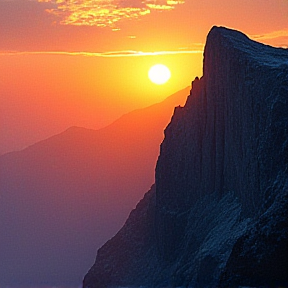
<box><xmin>1</xmin><ymin>87</ymin><xmax>189</xmax><ymax>158</ymax></box>
<box><xmin>83</xmin><ymin>26</ymin><xmax>288</xmax><ymax>288</ymax></box>
<box><xmin>0</xmin><ymin>87</ymin><xmax>188</xmax><ymax>286</ymax></box>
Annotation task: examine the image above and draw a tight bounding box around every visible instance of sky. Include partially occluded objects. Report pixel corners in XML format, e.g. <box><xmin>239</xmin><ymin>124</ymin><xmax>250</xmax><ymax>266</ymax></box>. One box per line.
<box><xmin>0</xmin><ymin>0</ymin><xmax>288</xmax><ymax>155</ymax></box>
<box><xmin>0</xmin><ymin>1</ymin><xmax>287</xmax><ymax>287</ymax></box>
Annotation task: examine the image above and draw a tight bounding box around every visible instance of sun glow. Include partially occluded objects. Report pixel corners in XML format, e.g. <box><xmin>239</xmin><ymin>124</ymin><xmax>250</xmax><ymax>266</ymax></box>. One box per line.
<box><xmin>148</xmin><ymin>64</ymin><xmax>171</xmax><ymax>85</ymax></box>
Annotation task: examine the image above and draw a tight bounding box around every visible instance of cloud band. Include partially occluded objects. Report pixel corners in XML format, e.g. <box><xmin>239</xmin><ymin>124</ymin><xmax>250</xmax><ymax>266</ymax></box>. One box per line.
<box><xmin>37</xmin><ymin>0</ymin><xmax>185</xmax><ymax>27</ymax></box>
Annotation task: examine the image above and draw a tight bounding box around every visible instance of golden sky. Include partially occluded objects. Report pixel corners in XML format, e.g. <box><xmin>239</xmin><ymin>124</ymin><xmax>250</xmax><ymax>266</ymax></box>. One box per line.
<box><xmin>0</xmin><ymin>0</ymin><xmax>287</xmax><ymax>154</ymax></box>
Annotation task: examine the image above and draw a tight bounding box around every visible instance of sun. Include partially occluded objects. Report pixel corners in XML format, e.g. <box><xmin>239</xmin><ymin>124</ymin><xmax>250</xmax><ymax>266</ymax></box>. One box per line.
<box><xmin>148</xmin><ymin>64</ymin><xmax>171</xmax><ymax>85</ymax></box>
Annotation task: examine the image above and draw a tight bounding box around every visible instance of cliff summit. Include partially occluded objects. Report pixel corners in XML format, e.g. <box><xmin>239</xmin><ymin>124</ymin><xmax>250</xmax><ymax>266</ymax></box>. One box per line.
<box><xmin>83</xmin><ymin>26</ymin><xmax>288</xmax><ymax>288</ymax></box>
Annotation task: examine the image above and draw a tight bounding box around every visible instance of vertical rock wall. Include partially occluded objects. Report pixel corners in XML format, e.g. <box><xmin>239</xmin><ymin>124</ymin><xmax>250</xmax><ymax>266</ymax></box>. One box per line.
<box><xmin>155</xmin><ymin>26</ymin><xmax>288</xmax><ymax>263</ymax></box>
<box><xmin>83</xmin><ymin>26</ymin><xmax>288</xmax><ymax>288</ymax></box>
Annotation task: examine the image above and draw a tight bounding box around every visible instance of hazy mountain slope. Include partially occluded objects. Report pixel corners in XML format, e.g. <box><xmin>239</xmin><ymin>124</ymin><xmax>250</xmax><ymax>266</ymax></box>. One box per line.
<box><xmin>0</xmin><ymin>87</ymin><xmax>188</xmax><ymax>286</ymax></box>
<box><xmin>83</xmin><ymin>26</ymin><xmax>288</xmax><ymax>288</ymax></box>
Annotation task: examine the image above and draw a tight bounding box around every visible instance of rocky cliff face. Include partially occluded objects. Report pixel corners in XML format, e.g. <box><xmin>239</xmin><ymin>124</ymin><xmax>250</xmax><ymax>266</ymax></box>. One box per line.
<box><xmin>83</xmin><ymin>26</ymin><xmax>288</xmax><ymax>288</ymax></box>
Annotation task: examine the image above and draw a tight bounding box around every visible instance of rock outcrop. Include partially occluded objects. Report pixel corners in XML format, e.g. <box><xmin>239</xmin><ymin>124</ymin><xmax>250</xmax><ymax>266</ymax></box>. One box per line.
<box><xmin>83</xmin><ymin>26</ymin><xmax>288</xmax><ymax>288</ymax></box>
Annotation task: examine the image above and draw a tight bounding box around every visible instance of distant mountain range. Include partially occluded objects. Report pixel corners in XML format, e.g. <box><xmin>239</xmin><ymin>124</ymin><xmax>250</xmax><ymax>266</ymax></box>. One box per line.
<box><xmin>83</xmin><ymin>26</ymin><xmax>288</xmax><ymax>288</ymax></box>
<box><xmin>0</xmin><ymin>87</ymin><xmax>188</xmax><ymax>286</ymax></box>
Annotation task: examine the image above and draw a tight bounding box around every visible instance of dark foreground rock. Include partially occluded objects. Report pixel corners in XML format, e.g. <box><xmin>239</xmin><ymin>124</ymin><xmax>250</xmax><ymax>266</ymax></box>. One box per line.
<box><xmin>83</xmin><ymin>26</ymin><xmax>288</xmax><ymax>288</ymax></box>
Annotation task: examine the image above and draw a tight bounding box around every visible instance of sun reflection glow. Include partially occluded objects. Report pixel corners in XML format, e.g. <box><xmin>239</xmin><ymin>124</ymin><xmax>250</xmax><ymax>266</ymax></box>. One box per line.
<box><xmin>38</xmin><ymin>0</ymin><xmax>185</xmax><ymax>27</ymax></box>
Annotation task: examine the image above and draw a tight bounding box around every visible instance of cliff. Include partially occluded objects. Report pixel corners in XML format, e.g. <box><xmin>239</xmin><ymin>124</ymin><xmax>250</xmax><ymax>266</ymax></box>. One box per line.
<box><xmin>83</xmin><ymin>26</ymin><xmax>288</xmax><ymax>287</ymax></box>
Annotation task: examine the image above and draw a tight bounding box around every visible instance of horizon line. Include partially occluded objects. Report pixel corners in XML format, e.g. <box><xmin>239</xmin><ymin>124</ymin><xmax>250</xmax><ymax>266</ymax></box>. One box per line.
<box><xmin>0</xmin><ymin>49</ymin><xmax>204</xmax><ymax>57</ymax></box>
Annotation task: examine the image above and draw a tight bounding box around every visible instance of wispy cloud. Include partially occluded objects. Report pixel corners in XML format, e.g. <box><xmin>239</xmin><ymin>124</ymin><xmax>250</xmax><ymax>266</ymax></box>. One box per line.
<box><xmin>36</xmin><ymin>0</ymin><xmax>185</xmax><ymax>27</ymax></box>
<box><xmin>0</xmin><ymin>48</ymin><xmax>202</xmax><ymax>57</ymax></box>
<box><xmin>250</xmin><ymin>29</ymin><xmax>288</xmax><ymax>41</ymax></box>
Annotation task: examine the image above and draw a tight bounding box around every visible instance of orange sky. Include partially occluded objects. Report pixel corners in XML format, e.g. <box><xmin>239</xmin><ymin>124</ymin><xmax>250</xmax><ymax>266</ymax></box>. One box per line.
<box><xmin>0</xmin><ymin>0</ymin><xmax>287</xmax><ymax>155</ymax></box>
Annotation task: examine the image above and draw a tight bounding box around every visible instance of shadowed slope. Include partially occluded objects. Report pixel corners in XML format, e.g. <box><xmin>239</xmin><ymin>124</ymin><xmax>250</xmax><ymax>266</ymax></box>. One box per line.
<box><xmin>0</xmin><ymin>87</ymin><xmax>188</xmax><ymax>286</ymax></box>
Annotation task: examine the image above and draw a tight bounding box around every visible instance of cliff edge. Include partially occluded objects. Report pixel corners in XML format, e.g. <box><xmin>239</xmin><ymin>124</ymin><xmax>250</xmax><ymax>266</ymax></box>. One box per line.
<box><xmin>83</xmin><ymin>26</ymin><xmax>288</xmax><ymax>288</ymax></box>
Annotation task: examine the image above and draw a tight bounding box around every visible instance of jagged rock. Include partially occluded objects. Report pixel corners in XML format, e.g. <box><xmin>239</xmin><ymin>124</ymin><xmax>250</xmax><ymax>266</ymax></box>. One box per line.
<box><xmin>219</xmin><ymin>179</ymin><xmax>288</xmax><ymax>288</ymax></box>
<box><xmin>83</xmin><ymin>185</ymin><xmax>159</xmax><ymax>288</ymax></box>
<box><xmin>83</xmin><ymin>26</ymin><xmax>288</xmax><ymax>288</ymax></box>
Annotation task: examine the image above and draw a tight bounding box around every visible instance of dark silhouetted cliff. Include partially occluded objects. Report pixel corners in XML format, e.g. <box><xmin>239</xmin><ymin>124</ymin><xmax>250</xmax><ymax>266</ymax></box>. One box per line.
<box><xmin>83</xmin><ymin>26</ymin><xmax>288</xmax><ymax>288</ymax></box>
